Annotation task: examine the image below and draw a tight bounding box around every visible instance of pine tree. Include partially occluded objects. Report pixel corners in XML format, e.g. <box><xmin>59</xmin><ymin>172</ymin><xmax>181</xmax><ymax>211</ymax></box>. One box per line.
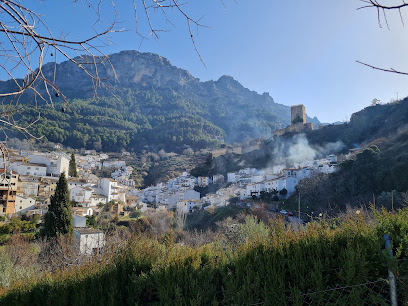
<box><xmin>42</xmin><ymin>173</ymin><xmax>73</xmax><ymax>237</ymax></box>
<box><xmin>69</xmin><ymin>153</ymin><xmax>78</xmax><ymax>177</ymax></box>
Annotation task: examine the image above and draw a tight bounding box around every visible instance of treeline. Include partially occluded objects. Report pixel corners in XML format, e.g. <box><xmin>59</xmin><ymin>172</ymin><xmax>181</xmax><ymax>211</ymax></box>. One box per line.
<box><xmin>7</xmin><ymin>82</ymin><xmax>293</xmax><ymax>152</ymax></box>
<box><xmin>306</xmin><ymin>97</ymin><xmax>408</xmax><ymax>149</ymax></box>
<box><xmin>294</xmin><ymin>145</ymin><xmax>408</xmax><ymax>212</ymax></box>
<box><xmin>1</xmin><ymin>209</ymin><xmax>408</xmax><ymax>304</ymax></box>
<box><xmin>280</xmin><ymin>98</ymin><xmax>408</xmax><ymax>213</ymax></box>
<box><xmin>11</xmin><ymin>93</ymin><xmax>224</xmax><ymax>152</ymax></box>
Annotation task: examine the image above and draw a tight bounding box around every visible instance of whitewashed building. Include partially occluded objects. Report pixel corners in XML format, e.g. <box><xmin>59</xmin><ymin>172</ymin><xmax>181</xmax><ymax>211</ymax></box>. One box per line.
<box><xmin>10</xmin><ymin>163</ymin><xmax>47</xmax><ymax>177</ymax></box>
<box><xmin>17</xmin><ymin>176</ymin><xmax>39</xmax><ymax>197</ymax></box>
<box><xmin>74</xmin><ymin>228</ymin><xmax>105</xmax><ymax>255</ymax></box>
<box><xmin>177</xmin><ymin>200</ymin><xmax>201</xmax><ymax>213</ymax></box>
<box><xmin>245</xmin><ymin>182</ymin><xmax>264</xmax><ymax>198</ymax></box>
<box><xmin>264</xmin><ymin>176</ymin><xmax>285</xmax><ymax>193</ymax></box>
<box><xmin>282</xmin><ymin>176</ymin><xmax>298</xmax><ymax>195</ymax></box>
<box><xmin>73</xmin><ymin>214</ymin><xmax>87</xmax><ymax>227</ymax></box>
<box><xmin>251</xmin><ymin>175</ymin><xmax>265</xmax><ymax>183</ymax></box>
<box><xmin>103</xmin><ymin>160</ymin><xmax>126</xmax><ymax>168</ymax></box>
<box><xmin>97</xmin><ymin>178</ymin><xmax>119</xmax><ymax>202</ymax></box>
<box><xmin>198</xmin><ymin>176</ymin><xmax>209</xmax><ymax>187</ymax></box>
<box><xmin>90</xmin><ymin>194</ymin><xmax>107</xmax><ymax>206</ymax></box>
<box><xmin>68</xmin><ymin>179</ymin><xmax>90</xmax><ymax>190</ymax></box>
<box><xmin>15</xmin><ymin>195</ymin><xmax>36</xmax><ymax>213</ymax></box>
<box><xmin>27</xmin><ymin>155</ymin><xmax>69</xmax><ymax>177</ymax></box>
<box><xmin>212</xmin><ymin>174</ymin><xmax>224</xmax><ymax>184</ymax></box>
<box><xmin>182</xmin><ymin>189</ymin><xmax>200</xmax><ymax>201</ymax></box>
<box><xmin>227</xmin><ymin>172</ymin><xmax>238</xmax><ymax>183</ymax></box>
<box><xmin>70</xmin><ymin>186</ymin><xmax>94</xmax><ymax>206</ymax></box>
<box><xmin>72</xmin><ymin>207</ymin><xmax>94</xmax><ymax>216</ymax></box>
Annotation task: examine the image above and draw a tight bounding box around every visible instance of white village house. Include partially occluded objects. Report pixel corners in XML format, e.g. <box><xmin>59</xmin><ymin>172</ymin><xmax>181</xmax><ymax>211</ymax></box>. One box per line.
<box><xmin>15</xmin><ymin>195</ymin><xmax>36</xmax><ymax>214</ymax></box>
<box><xmin>70</xmin><ymin>186</ymin><xmax>93</xmax><ymax>206</ymax></box>
<box><xmin>27</xmin><ymin>154</ymin><xmax>69</xmax><ymax>177</ymax></box>
<box><xmin>177</xmin><ymin>200</ymin><xmax>201</xmax><ymax>213</ymax></box>
<box><xmin>74</xmin><ymin>228</ymin><xmax>105</xmax><ymax>255</ymax></box>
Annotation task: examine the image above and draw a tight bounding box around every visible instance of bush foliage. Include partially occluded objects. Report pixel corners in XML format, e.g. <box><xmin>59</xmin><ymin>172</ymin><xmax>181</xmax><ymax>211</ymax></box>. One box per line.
<box><xmin>1</xmin><ymin>208</ymin><xmax>408</xmax><ymax>304</ymax></box>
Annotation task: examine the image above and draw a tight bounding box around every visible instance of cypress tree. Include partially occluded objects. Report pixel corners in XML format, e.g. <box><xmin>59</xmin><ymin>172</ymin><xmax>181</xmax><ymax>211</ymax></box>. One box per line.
<box><xmin>69</xmin><ymin>153</ymin><xmax>78</xmax><ymax>177</ymax></box>
<box><xmin>42</xmin><ymin>172</ymin><xmax>73</xmax><ymax>237</ymax></box>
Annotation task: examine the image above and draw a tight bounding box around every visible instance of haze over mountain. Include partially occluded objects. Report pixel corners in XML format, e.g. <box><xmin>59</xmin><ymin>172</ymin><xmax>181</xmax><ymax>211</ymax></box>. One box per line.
<box><xmin>0</xmin><ymin>50</ymin><xmax>319</xmax><ymax>152</ymax></box>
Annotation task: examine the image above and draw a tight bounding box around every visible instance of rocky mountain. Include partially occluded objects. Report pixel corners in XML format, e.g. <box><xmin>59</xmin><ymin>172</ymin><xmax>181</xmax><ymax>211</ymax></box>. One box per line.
<box><xmin>0</xmin><ymin>50</ymin><xmax>319</xmax><ymax>151</ymax></box>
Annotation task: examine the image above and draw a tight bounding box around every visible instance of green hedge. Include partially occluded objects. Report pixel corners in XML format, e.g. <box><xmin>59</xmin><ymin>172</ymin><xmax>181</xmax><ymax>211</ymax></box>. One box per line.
<box><xmin>1</xmin><ymin>209</ymin><xmax>408</xmax><ymax>305</ymax></box>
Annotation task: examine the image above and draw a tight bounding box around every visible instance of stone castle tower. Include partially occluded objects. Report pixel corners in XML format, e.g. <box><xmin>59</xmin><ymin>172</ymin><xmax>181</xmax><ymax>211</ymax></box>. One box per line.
<box><xmin>274</xmin><ymin>104</ymin><xmax>312</xmax><ymax>136</ymax></box>
<box><xmin>291</xmin><ymin>104</ymin><xmax>306</xmax><ymax>124</ymax></box>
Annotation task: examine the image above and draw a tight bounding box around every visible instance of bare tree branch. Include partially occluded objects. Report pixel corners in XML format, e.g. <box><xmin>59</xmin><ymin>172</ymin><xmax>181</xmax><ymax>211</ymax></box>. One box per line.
<box><xmin>358</xmin><ymin>0</ymin><xmax>408</xmax><ymax>75</ymax></box>
<box><xmin>356</xmin><ymin>60</ymin><xmax>408</xmax><ymax>76</ymax></box>
<box><xmin>358</xmin><ymin>0</ymin><xmax>408</xmax><ymax>11</ymax></box>
<box><xmin>0</xmin><ymin>0</ymin><xmax>220</xmax><ymax>139</ymax></box>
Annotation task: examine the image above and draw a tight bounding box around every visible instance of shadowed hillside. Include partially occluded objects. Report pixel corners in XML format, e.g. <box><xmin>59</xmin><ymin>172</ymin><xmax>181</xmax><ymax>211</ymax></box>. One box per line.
<box><xmin>0</xmin><ymin>50</ymin><xmax>319</xmax><ymax>152</ymax></box>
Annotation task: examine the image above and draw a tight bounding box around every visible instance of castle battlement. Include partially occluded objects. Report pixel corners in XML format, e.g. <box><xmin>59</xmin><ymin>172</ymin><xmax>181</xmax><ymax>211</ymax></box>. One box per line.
<box><xmin>274</xmin><ymin>104</ymin><xmax>312</xmax><ymax>136</ymax></box>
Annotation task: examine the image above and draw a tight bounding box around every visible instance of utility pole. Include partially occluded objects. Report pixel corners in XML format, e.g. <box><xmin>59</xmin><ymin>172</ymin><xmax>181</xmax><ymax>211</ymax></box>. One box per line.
<box><xmin>298</xmin><ymin>192</ymin><xmax>301</xmax><ymax>222</ymax></box>
<box><xmin>384</xmin><ymin>235</ymin><xmax>398</xmax><ymax>306</ymax></box>
<box><xmin>391</xmin><ymin>190</ymin><xmax>394</xmax><ymax>211</ymax></box>
<box><xmin>373</xmin><ymin>193</ymin><xmax>376</xmax><ymax>209</ymax></box>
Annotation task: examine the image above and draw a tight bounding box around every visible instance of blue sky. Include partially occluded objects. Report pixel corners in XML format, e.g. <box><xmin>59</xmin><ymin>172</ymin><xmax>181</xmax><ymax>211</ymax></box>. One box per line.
<box><xmin>23</xmin><ymin>1</ymin><xmax>408</xmax><ymax>122</ymax></box>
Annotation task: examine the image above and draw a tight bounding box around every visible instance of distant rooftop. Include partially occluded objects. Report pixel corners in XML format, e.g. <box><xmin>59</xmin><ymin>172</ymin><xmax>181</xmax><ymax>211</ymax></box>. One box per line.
<box><xmin>74</xmin><ymin>228</ymin><xmax>103</xmax><ymax>234</ymax></box>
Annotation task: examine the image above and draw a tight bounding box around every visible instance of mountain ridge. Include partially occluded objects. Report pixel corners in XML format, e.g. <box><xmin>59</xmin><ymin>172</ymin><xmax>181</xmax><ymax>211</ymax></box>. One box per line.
<box><xmin>0</xmin><ymin>50</ymin><xmax>320</xmax><ymax>151</ymax></box>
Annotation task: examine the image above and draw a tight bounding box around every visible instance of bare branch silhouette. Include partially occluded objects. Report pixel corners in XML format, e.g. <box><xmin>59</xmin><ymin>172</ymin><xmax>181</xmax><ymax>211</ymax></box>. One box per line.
<box><xmin>358</xmin><ymin>0</ymin><xmax>408</xmax><ymax>75</ymax></box>
<box><xmin>0</xmin><ymin>0</ymin><xmax>221</xmax><ymax>138</ymax></box>
<box><xmin>356</xmin><ymin>60</ymin><xmax>408</xmax><ymax>76</ymax></box>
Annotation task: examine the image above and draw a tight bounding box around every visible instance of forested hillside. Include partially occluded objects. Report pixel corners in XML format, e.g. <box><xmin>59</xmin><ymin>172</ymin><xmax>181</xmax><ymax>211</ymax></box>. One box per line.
<box><xmin>305</xmin><ymin>97</ymin><xmax>408</xmax><ymax>149</ymax></box>
<box><xmin>286</xmin><ymin>97</ymin><xmax>408</xmax><ymax>212</ymax></box>
<box><xmin>11</xmin><ymin>97</ymin><xmax>225</xmax><ymax>152</ymax></box>
<box><xmin>189</xmin><ymin>97</ymin><xmax>408</xmax><ymax>213</ymax></box>
<box><xmin>0</xmin><ymin>50</ymin><xmax>319</xmax><ymax>152</ymax></box>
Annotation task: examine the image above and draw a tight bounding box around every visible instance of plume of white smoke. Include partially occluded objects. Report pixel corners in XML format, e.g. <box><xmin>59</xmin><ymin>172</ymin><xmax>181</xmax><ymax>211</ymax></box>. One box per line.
<box><xmin>318</xmin><ymin>140</ymin><xmax>346</xmax><ymax>156</ymax></box>
<box><xmin>264</xmin><ymin>134</ymin><xmax>345</xmax><ymax>173</ymax></box>
<box><xmin>287</xmin><ymin>134</ymin><xmax>317</xmax><ymax>164</ymax></box>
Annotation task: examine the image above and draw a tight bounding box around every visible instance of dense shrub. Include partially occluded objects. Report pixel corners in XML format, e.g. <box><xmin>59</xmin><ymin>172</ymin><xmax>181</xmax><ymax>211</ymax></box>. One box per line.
<box><xmin>129</xmin><ymin>211</ymin><xmax>141</xmax><ymax>219</ymax></box>
<box><xmin>1</xmin><ymin>209</ymin><xmax>408</xmax><ymax>305</ymax></box>
<box><xmin>0</xmin><ymin>219</ymin><xmax>36</xmax><ymax>235</ymax></box>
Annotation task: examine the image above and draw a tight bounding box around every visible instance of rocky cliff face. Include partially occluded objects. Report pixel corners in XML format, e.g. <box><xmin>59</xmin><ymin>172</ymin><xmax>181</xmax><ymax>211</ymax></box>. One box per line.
<box><xmin>0</xmin><ymin>50</ymin><xmax>320</xmax><ymax>150</ymax></box>
<box><xmin>39</xmin><ymin>50</ymin><xmax>200</xmax><ymax>96</ymax></box>
<box><xmin>37</xmin><ymin>51</ymin><xmax>290</xmax><ymax>113</ymax></box>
